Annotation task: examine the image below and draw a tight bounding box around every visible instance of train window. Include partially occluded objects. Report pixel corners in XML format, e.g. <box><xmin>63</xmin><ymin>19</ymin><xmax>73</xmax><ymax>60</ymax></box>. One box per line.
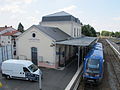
<box><xmin>88</xmin><ymin>59</ymin><xmax>99</xmax><ymax>65</ymax></box>
<box><xmin>86</xmin><ymin>59</ymin><xmax>100</xmax><ymax>73</ymax></box>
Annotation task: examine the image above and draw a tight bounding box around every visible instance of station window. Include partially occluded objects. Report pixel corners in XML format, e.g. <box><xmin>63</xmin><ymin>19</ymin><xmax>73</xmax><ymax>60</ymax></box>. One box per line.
<box><xmin>74</xmin><ymin>28</ymin><xmax>76</xmax><ymax>37</ymax></box>
<box><xmin>79</xmin><ymin>29</ymin><xmax>81</xmax><ymax>36</ymax></box>
<box><xmin>77</xmin><ymin>28</ymin><xmax>79</xmax><ymax>37</ymax></box>
<box><xmin>32</xmin><ymin>33</ymin><xmax>36</xmax><ymax>38</ymax></box>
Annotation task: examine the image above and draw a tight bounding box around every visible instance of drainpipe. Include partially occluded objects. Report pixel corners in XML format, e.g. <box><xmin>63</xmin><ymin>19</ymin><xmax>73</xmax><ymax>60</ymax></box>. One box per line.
<box><xmin>78</xmin><ymin>46</ymin><xmax>80</xmax><ymax>69</ymax></box>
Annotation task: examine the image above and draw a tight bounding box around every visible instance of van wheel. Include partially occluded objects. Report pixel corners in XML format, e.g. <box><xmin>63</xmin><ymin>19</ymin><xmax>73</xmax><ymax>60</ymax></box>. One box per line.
<box><xmin>29</xmin><ymin>78</ymin><xmax>33</xmax><ymax>82</ymax></box>
<box><xmin>25</xmin><ymin>78</ymin><xmax>29</xmax><ymax>81</ymax></box>
<box><xmin>6</xmin><ymin>75</ymin><xmax>10</xmax><ymax>79</ymax></box>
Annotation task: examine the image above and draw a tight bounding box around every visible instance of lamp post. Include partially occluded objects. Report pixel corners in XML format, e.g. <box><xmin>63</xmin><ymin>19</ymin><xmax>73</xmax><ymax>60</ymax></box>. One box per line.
<box><xmin>39</xmin><ymin>69</ymin><xmax>42</xmax><ymax>90</ymax></box>
<box><xmin>78</xmin><ymin>46</ymin><xmax>80</xmax><ymax>69</ymax></box>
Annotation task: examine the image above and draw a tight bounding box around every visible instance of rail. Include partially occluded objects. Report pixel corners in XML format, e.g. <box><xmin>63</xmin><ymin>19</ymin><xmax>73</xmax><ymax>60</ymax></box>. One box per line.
<box><xmin>106</xmin><ymin>39</ymin><xmax>120</xmax><ymax>88</ymax></box>
<box><xmin>106</xmin><ymin>39</ymin><xmax>120</xmax><ymax>58</ymax></box>
<box><xmin>65</xmin><ymin>64</ymin><xmax>83</xmax><ymax>90</ymax></box>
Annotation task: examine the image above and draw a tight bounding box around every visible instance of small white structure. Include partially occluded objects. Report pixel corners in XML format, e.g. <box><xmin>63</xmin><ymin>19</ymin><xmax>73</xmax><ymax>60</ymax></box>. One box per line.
<box><xmin>0</xmin><ymin>36</ymin><xmax>12</xmax><ymax>46</ymax></box>
<box><xmin>40</xmin><ymin>11</ymin><xmax>82</xmax><ymax>38</ymax></box>
<box><xmin>0</xmin><ymin>26</ymin><xmax>21</xmax><ymax>46</ymax></box>
<box><xmin>0</xmin><ymin>26</ymin><xmax>21</xmax><ymax>59</ymax></box>
<box><xmin>16</xmin><ymin>25</ymin><xmax>74</xmax><ymax>68</ymax></box>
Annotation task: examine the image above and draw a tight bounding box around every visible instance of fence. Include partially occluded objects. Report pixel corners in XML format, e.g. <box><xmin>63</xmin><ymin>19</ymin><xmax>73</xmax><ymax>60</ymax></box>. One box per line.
<box><xmin>65</xmin><ymin>64</ymin><xmax>83</xmax><ymax>90</ymax></box>
<box><xmin>108</xmin><ymin>39</ymin><xmax>120</xmax><ymax>52</ymax></box>
<box><xmin>0</xmin><ymin>45</ymin><xmax>13</xmax><ymax>70</ymax></box>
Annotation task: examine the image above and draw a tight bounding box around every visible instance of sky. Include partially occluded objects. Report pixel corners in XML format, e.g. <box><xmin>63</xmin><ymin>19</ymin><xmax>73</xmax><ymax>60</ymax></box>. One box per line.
<box><xmin>0</xmin><ymin>0</ymin><xmax>120</xmax><ymax>32</ymax></box>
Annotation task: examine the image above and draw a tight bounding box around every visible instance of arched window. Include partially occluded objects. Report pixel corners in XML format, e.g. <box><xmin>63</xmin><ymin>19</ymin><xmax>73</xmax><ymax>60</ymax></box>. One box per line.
<box><xmin>32</xmin><ymin>33</ymin><xmax>36</xmax><ymax>38</ymax></box>
<box><xmin>31</xmin><ymin>47</ymin><xmax>37</xmax><ymax>52</ymax></box>
<box><xmin>74</xmin><ymin>28</ymin><xmax>76</xmax><ymax>37</ymax></box>
<box><xmin>31</xmin><ymin>47</ymin><xmax>38</xmax><ymax>65</ymax></box>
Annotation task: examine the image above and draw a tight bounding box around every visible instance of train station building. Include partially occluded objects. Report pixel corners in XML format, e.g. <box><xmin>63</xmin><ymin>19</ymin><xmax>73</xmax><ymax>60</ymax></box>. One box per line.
<box><xmin>16</xmin><ymin>11</ymin><xmax>97</xmax><ymax>69</ymax></box>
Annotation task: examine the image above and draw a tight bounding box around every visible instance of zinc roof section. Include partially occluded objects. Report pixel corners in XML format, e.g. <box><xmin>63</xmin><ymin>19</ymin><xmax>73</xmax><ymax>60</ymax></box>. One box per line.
<box><xmin>43</xmin><ymin>11</ymin><xmax>71</xmax><ymax>17</ymax></box>
<box><xmin>42</xmin><ymin>11</ymin><xmax>80</xmax><ymax>23</ymax></box>
<box><xmin>56</xmin><ymin>37</ymin><xmax>97</xmax><ymax>46</ymax></box>
<box><xmin>2</xmin><ymin>30</ymin><xmax>20</xmax><ymax>36</ymax></box>
<box><xmin>33</xmin><ymin>25</ymin><xmax>71</xmax><ymax>41</ymax></box>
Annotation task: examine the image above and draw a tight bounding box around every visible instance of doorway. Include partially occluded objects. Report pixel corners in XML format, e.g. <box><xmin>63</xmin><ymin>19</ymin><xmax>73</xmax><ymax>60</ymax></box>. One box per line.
<box><xmin>31</xmin><ymin>47</ymin><xmax>38</xmax><ymax>65</ymax></box>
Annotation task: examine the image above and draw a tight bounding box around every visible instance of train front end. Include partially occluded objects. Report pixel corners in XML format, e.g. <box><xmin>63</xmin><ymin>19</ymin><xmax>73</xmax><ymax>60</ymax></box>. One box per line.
<box><xmin>83</xmin><ymin>57</ymin><xmax>103</xmax><ymax>83</ymax></box>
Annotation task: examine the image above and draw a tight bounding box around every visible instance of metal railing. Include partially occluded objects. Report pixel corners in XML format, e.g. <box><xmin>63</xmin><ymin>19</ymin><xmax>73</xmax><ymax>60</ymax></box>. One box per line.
<box><xmin>65</xmin><ymin>64</ymin><xmax>83</xmax><ymax>90</ymax></box>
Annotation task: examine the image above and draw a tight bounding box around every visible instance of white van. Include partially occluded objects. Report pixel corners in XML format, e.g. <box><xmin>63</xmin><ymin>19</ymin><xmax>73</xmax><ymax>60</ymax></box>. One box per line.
<box><xmin>1</xmin><ymin>59</ymin><xmax>42</xmax><ymax>81</ymax></box>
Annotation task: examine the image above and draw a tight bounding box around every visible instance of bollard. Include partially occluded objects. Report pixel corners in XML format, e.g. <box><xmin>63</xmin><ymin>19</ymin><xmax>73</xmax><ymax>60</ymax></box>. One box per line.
<box><xmin>0</xmin><ymin>82</ymin><xmax>2</xmax><ymax>88</ymax></box>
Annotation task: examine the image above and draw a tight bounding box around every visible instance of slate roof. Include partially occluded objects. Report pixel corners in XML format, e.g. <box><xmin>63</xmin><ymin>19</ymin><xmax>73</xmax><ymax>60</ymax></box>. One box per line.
<box><xmin>33</xmin><ymin>25</ymin><xmax>71</xmax><ymax>41</ymax></box>
<box><xmin>1</xmin><ymin>30</ymin><xmax>20</xmax><ymax>36</ymax></box>
<box><xmin>56</xmin><ymin>37</ymin><xmax>97</xmax><ymax>46</ymax></box>
<box><xmin>42</xmin><ymin>11</ymin><xmax>80</xmax><ymax>23</ymax></box>
<box><xmin>44</xmin><ymin>11</ymin><xmax>71</xmax><ymax>17</ymax></box>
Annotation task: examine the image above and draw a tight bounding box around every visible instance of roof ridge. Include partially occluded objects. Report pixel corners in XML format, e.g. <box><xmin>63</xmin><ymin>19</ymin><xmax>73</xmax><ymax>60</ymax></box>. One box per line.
<box><xmin>43</xmin><ymin>11</ymin><xmax>71</xmax><ymax>17</ymax></box>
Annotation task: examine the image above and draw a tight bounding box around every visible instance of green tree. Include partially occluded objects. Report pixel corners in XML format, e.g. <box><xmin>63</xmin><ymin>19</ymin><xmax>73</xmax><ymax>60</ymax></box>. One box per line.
<box><xmin>82</xmin><ymin>24</ymin><xmax>97</xmax><ymax>37</ymax></box>
<box><xmin>101</xmin><ymin>30</ymin><xmax>120</xmax><ymax>38</ymax></box>
<box><xmin>90</xmin><ymin>27</ymin><xmax>97</xmax><ymax>37</ymax></box>
<box><xmin>17</xmin><ymin>22</ymin><xmax>24</xmax><ymax>33</ymax></box>
<box><xmin>101</xmin><ymin>31</ymin><xmax>110</xmax><ymax>36</ymax></box>
<box><xmin>96</xmin><ymin>32</ymin><xmax>100</xmax><ymax>36</ymax></box>
<box><xmin>110</xmin><ymin>32</ymin><xmax>115</xmax><ymax>37</ymax></box>
<box><xmin>82</xmin><ymin>25</ymin><xmax>91</xmax><ymax>36</ymax></box>
<box><xmin>115</xmin><ymin>32</ymin><xmax>120</xmax><ymax>38</ymax></box>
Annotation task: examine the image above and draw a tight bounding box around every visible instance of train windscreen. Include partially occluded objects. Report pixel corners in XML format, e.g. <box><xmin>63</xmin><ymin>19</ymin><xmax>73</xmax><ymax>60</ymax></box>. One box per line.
<box><xmin>86</xmin><ymin>59</ymin><xmax>100</xmax><ymax>73</ymax></box>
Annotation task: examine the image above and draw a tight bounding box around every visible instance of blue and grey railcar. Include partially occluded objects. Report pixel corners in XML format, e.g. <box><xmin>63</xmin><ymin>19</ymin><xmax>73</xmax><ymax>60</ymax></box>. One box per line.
<box><xmin>83</xmin><ymin>43</ymin><xmax>104</xmax><ymax>83</ymax></box>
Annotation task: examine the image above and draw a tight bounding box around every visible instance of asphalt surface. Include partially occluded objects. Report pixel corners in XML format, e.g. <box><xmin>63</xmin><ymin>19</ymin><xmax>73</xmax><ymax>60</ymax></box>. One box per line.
<box><xmin>0</xmin><ymin>59</ymin><xmax>77</xmax><ymax>90</ymax></box>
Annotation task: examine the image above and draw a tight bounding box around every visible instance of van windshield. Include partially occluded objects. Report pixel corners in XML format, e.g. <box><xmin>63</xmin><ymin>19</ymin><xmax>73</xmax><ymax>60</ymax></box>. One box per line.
<box><xmin>28</xmin><ymin>64</ymin><xmax>38</xmax><ymax>72</ymax></box>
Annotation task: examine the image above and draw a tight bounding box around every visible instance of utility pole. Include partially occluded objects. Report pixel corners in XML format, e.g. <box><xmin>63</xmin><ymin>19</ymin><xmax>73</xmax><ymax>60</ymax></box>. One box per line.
<box><xmin>39</xmin><ymin>70</ymin><xmax>42</xmax><ymax>90</ymax></box>
<box><xmin>78</xmin><ymin>47</ymin><xmax>80</xmax><ymax>69</ymax></box>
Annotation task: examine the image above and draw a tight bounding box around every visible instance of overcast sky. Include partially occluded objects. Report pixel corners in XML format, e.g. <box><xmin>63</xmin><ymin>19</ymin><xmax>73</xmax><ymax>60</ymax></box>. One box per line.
<box><xmin>0</xmin><ymin>0</ymin><xmax>120</xmax><ymax>32</ymax></box>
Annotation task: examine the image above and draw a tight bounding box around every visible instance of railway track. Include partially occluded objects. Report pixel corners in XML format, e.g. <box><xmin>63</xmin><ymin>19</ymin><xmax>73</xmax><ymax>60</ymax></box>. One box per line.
<box><xmin>98</xmin><ymin>39</ymin><xmax>120</xmax><ymax>90</ymax></box>
<box><xmin>78</xmin><ymin>39</ymin><xmax>120</xmax><ymax>90</ymax></box>
<box><xmin>103</xmin><ymin>39</ymin><xmax>120</xmax><ymax>89</ymax></box>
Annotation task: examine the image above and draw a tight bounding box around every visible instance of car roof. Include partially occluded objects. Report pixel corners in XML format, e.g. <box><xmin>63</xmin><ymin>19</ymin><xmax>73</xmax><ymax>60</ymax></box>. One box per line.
<box><xmin>3</xmin><ymin>59</ymin><xmax>33</xmax><ymax>67</ymax></box>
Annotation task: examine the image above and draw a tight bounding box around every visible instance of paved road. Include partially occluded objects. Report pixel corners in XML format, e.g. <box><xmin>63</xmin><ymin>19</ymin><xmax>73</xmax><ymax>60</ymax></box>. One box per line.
<box><xmin>0</xmin><ymin>59</ymin><xmax>77</xmax><ymax>90</ymax></box>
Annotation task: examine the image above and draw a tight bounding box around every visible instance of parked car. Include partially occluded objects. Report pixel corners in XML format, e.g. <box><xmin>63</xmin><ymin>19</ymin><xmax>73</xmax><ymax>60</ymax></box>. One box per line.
<box><xmin>1</xmin><ymin>59</ymin><xmax>42</xmax><ymax>81</ymax></box>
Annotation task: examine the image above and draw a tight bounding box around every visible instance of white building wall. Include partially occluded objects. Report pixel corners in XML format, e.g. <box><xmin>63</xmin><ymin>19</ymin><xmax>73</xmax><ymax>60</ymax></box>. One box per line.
<box><xmin>0</xmin><ymin>36</ymin><xmax>12</xmax><ymax>46</ymax></box>
<box><xmin>40</xmin><ymin>21</ymin><xmax>81</xmax><ymax>38</ymax></box>
<box><xmin>72</xmin><ymin>22</ymin><xmax>81</xmax><ymax>37</ymax></box>
<box><xmin>40</xmin><ymin>21</ymin><xmax>72</xmax><ymax>36</ymax></box>
<box><xmin>16</xmin><ymin>27</ymin><xmax>56</xmax><ymax>67</ymax></box>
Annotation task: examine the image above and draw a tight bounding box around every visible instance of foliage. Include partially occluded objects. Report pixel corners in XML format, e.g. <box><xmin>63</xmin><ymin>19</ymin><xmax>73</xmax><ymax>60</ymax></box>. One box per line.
<box><xmin>101</xmin><ymin>30</ymin><xmax>120</xmax><ymax>38</ymax></box>
<box><xmin>82</xmin><ymin>24</ymin><xmax>97</xmax><ymax>37</ymax></box>
<box><xmin>96</xmin><ymin>32</ymin><xmax>100</xmax><ymax>36</ymax></box>
<box><xmin>17</xmin><ymin>22</ymin><xmax>24</xmax><ymax>33</ymax></box>
<box><xmin>101</xmin><ymin>31</ymin><xmax>110</xmax><ymax>36</ymax></box>
<box><xmin>114</xmin><ymin>32</ymin><xmax>120</xmax><ymax>38</ymax></box>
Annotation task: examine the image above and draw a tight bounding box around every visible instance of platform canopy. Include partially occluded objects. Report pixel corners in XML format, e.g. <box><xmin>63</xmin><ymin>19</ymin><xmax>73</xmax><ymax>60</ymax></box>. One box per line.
<box><xmin>56</xmin><ymin>37</ymin><xmax>97</xmax><ymax>46</ymax></box>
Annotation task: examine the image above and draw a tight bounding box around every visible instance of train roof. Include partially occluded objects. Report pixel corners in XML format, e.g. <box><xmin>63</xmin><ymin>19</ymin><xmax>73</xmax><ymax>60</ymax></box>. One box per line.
<box><xmin>93</xmin><ymin>42</ymin><xmax>103</xmax><ymax>50</ymax></box>
<box><xmin>90</xmin><ymin>49</ymin><xmax>103</xmax><ymax>59</ymax></box>
<box><xmin>85</xmin><ymin>43</ymin><xmax>103</xmax><ymax>60</ymax></box>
